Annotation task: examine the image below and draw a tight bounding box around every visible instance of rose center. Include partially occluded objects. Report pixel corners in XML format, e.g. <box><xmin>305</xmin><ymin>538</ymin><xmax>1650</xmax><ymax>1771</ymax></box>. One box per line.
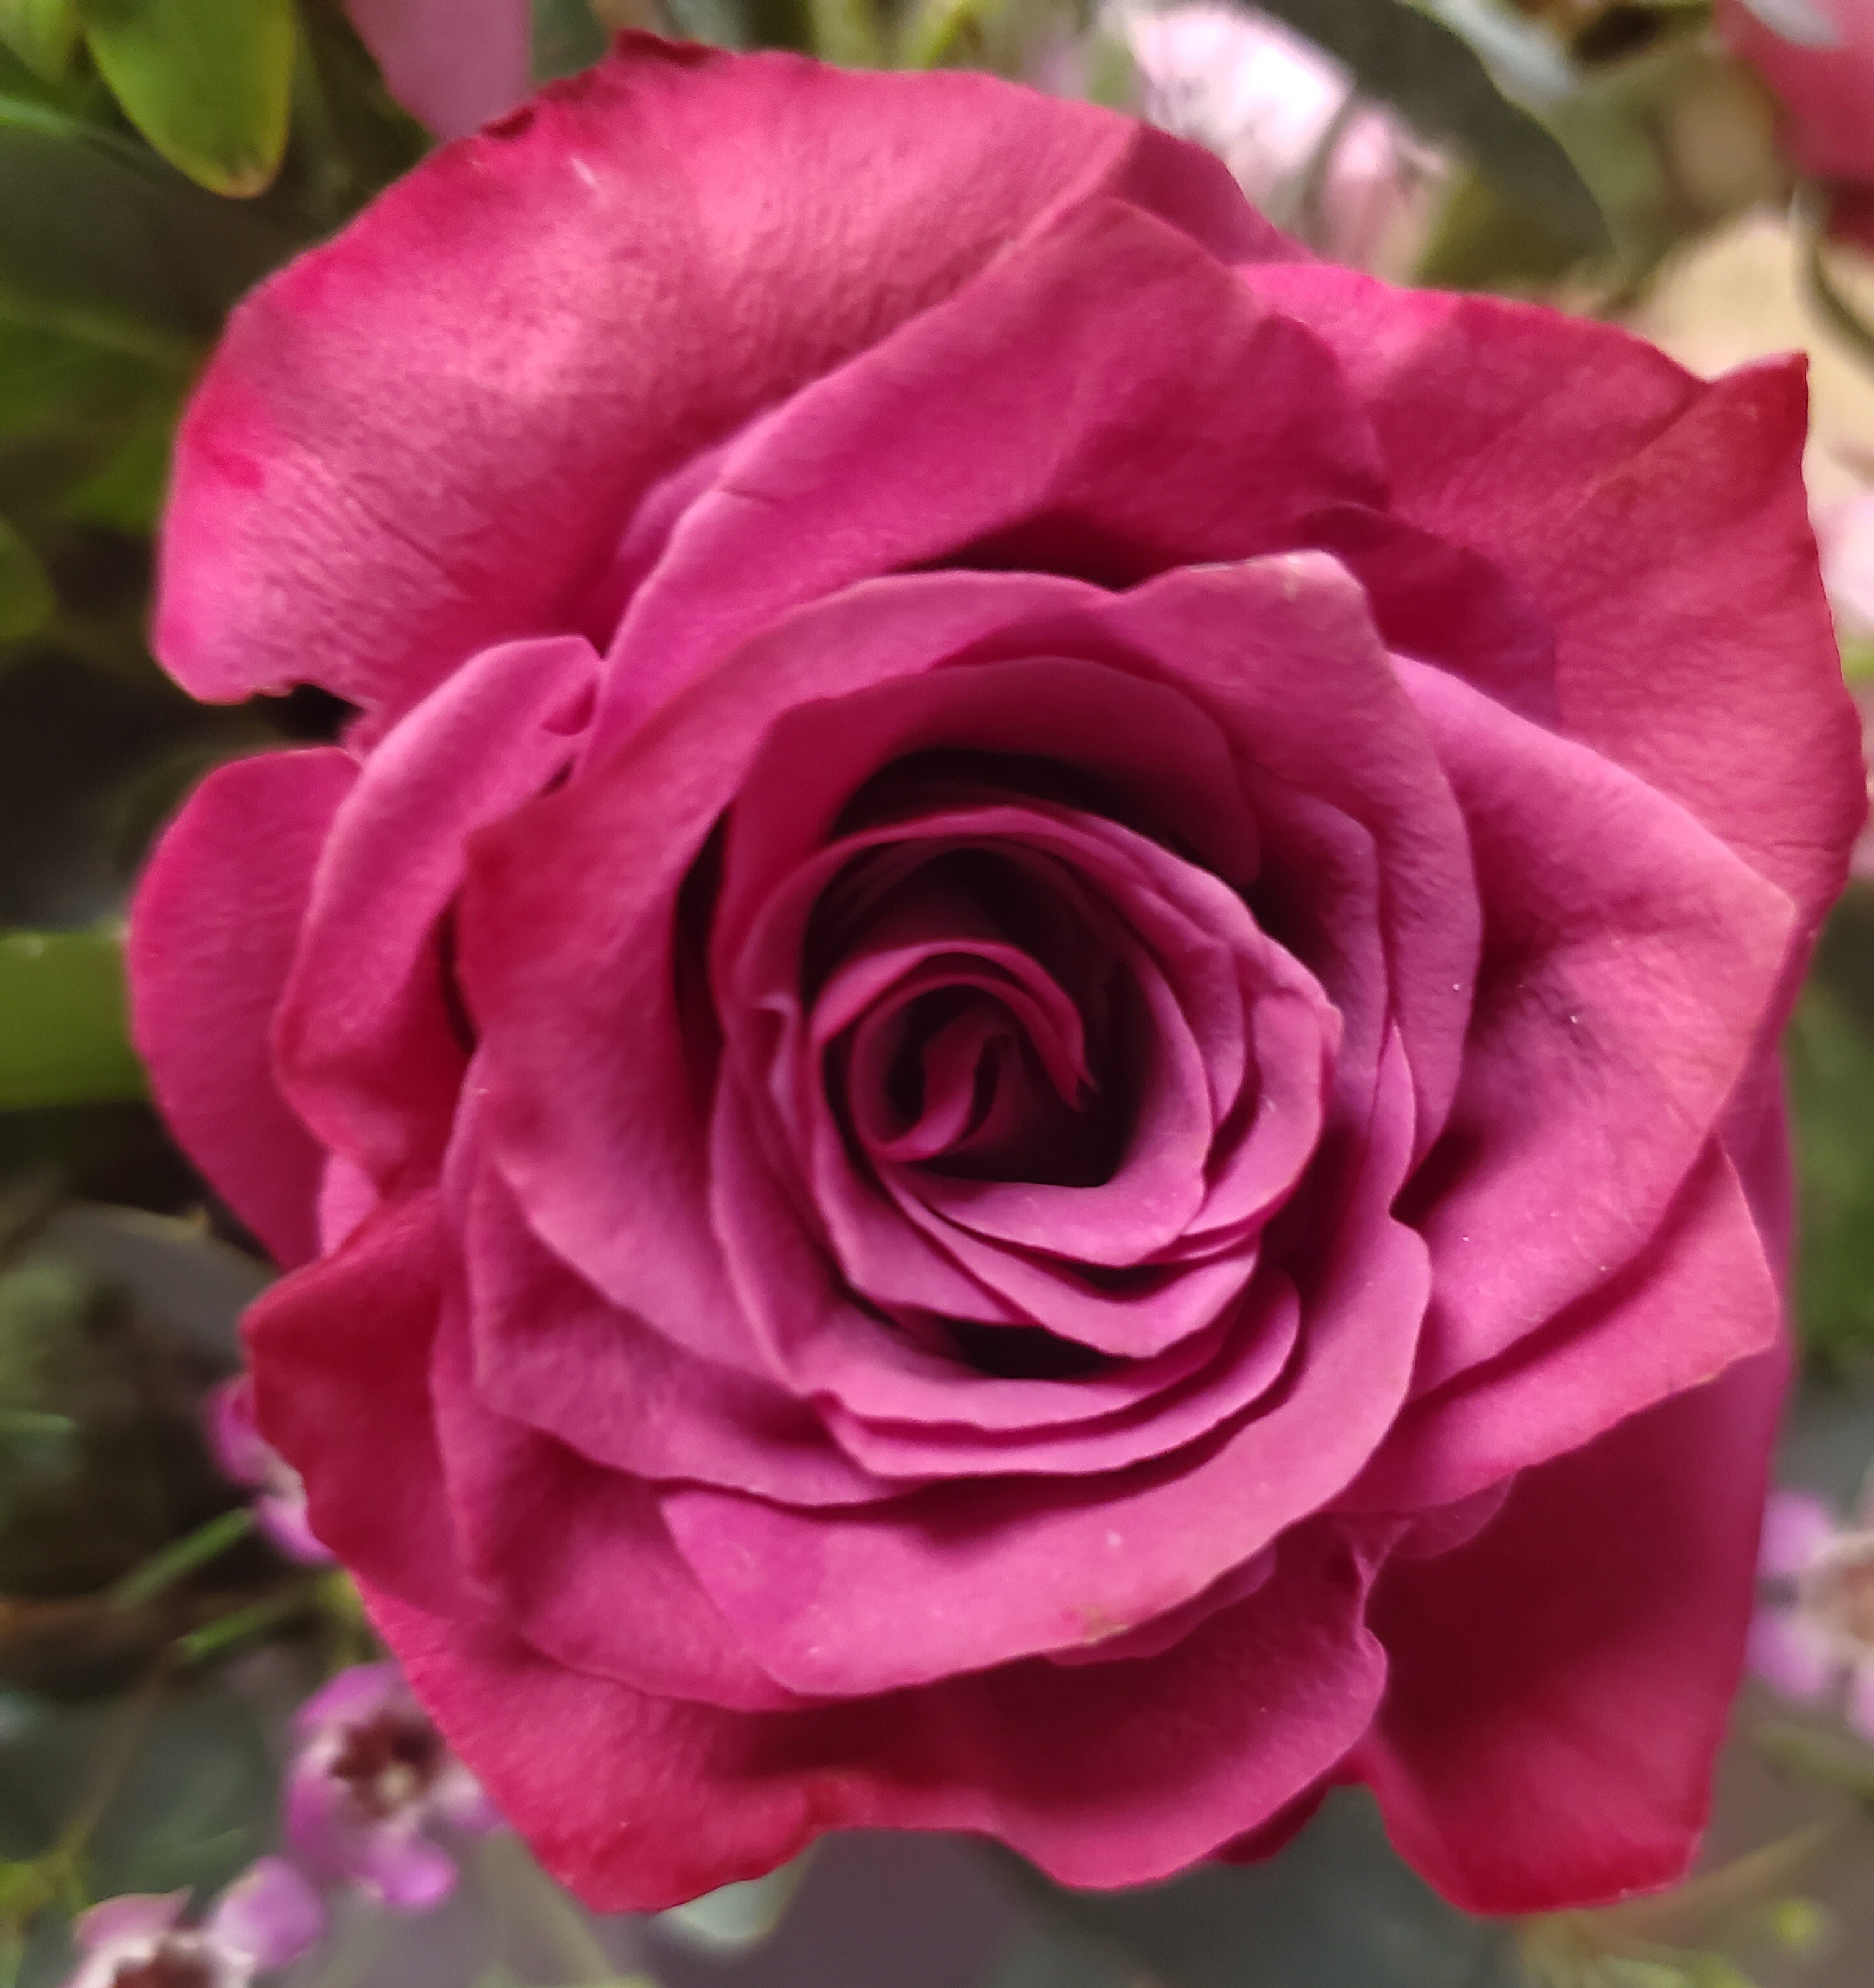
<box><xmin>819</xmin><ymin>843</ymin><xmax>1135</xmax><ymax>1192</ymax></box>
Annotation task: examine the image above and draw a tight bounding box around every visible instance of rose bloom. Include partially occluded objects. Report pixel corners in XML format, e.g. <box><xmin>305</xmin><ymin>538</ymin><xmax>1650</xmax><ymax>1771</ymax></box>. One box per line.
<box><xmin>130</xmin><ymin>37</ymin><xmax>1862</xmax><ymax>1916</ymax></box>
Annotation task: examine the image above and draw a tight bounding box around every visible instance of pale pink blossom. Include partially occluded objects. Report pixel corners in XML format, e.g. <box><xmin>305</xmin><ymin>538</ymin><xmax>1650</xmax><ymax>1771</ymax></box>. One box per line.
<box><xmin>347</xmin><ymin>0</ymin><xmax>532</xmax><ymax>141</ymax></box>
<box><xmin>1749</xmin><ymin>1485</ymin><xmax>1874</xmax><ymax>1740</ymax></box>
<box><xmin>1117</xmin><ymin>2</ymin><xmax>1440</xmax><ymax>268</ymax></box>
<box><xmin>1812</xmin><ymin>491</ymin><xmax>1874</xmax><ymax>877</ymax></box>
<box><xmin>64</xmin><ymin>1860</ymin><xmax>325</xmax><ymax>1988</ymax></box>
<box><xmin>287</xmin><ymin>1665</ymin><xmax>502</xmax><ymax>1912</ymax></box>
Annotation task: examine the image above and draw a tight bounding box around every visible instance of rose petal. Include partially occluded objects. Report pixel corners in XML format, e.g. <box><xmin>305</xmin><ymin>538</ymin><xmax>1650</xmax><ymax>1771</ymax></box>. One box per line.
<box><xmin>1357</xmin><ymin>1345</ymin><xmax>1785</xmax><ymax>1914</ymax></box>
<box><xmin>128</xmin><ymin>749</ymin><xmax>356</xmax><ymax>1267</ymax></box>
<box><xmin>1342</xmin><ymin>1141</ymin><xmax>1780</xmax><ymax>1511</ymax></box>
<box><xmin>662</xmin><ymin>1039</ymin><xmax>1423</xmax><ymax>1692</ymax></box>
<box><xmin>366</xmin><ymin>1516</ymin><xmax>1386</xmax><ymax>1909</ymax></box>
<box><xmin>464</xmin><ymin>1161</ymin><xmax>882</xmax><ymax>1505</ymax></box>
<box><xmin>1396</xmin><ymin>659</ymin><xmax>1793</xmax><ymax>1386</ymax></box>
<box><xmin>1252</xmin><ymin>263</ymin><xmax>1861</xmax><ymax>936</ymax></box>
<box><xmin>1086</xmin><ymin>556</ymin><xmax>1478</xmax><ymax>1167</ymax></box>
<box><xmin>429</xmin><ymin>1299</ymin><xmax>806</xmax><ymax>1711</ymax></box>
<box><xmin>157</xmin><ymin>40</ymin><xmax>1259</xmax><ymax>718</ymax></box>
<box><xmin>275</xmin><ymin>635</ymin><xmax>596</xmax><ymax>1189</ymax></box>
<box><xmin>246</xmin><ymin>1194</ymin><xmax>470</xmax><ymax>1617</ymax></box>
<box><xmin>598</xmin><ymin>193</ymin><xmax>1381</xmax><ymax>743</ymax></box>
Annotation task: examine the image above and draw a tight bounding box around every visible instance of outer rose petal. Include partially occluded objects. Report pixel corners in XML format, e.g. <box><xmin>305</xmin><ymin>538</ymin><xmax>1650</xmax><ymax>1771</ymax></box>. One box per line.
<box><xmin>1357</xmin><ymin>1346</ymin><xmax>1785</xmax><ymax>1914</ymax></box>
<box><xmin>1396</xmin><ymin>659</ymin><xmax>1793</xmax><ymax>1383</ymax></box>
<box><xmin>346</xmin><ymin>0</ymin><xmax>530</xmax><ymax>140</ymax></box>
<box><xmin>275</xmin><ymin>635</ymin><xmax>596</xmax><ymax>1190</ymax></box>
<box><xmin>157</xmin><ymin>38</ymin><xmax>1271</xmax><ymax>719</ymax></box>
<box><xmin>597</xmin><ymin>192</ymin><xmax>1383</xmax><ymax>741</ymax></box>
<box><xmin>1342</xmin><ymin>1141</ymin><xmax>1779</xmax><ymax>1511</ymax></box>
<box><xmin>128</xmin><ymin>749</ymin><xmax>356</xmax><ymax>1267</ymax></box>
<box><xmin>245</xmin><ymin>1192</ymin><xmax>469</xmax><ymax>1617</ymax></box>
<box><xmin>366</xmin><ymin>1518</ymin><xmax>1387</xmax><ymax>1908</ymax></box>
<box><xmin>1247</xmin><ymin>263</ymin><xmax>1862</xmax><ymax>936</ymax></box>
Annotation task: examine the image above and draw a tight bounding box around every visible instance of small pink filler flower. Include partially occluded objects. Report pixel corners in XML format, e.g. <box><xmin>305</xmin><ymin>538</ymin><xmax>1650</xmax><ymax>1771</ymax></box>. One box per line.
<box><xmin>1749</xmin><ymin>1484</ymin><xmax>1874</xmax><ymax>1739</ymax></box>
<box><xmin>66</xmin><ymin>1858</ymin><xmax>324</xmax><ymax>1988</ymax></box>
<box><xmin>205</xmin><ymin>1377</ymin><xmax>332</xmax><ymax>1565</ymax></box>
<box><xmin>288</xmin><ymin>1665</ymin><xmax>502</xmax><ymax>1911</ymax></box>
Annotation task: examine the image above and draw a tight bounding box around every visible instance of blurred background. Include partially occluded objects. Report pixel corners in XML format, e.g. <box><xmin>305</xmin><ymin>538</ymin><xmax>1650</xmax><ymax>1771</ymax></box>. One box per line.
<box><xmin>4</xmin><ymin>0</ymin><xmax>1874</xmax><ymax>1983</ymax></box>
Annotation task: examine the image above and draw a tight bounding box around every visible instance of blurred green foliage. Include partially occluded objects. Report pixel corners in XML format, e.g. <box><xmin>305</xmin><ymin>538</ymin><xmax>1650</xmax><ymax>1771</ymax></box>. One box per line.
<box><xmin>1790</xmin><ymin>891</ymin><xmax>1874</xmax><ymax>1374</ymax></box>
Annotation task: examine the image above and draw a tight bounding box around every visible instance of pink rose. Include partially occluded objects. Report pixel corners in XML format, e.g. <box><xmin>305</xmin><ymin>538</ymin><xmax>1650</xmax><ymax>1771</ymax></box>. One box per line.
<box><xmin>346</xmin><ymin>0</ymin><xmax>531</xmax><ymax>138</ymax></box>
<box><xmin>130</xmin><ymin>38</ymin><xmax>1862</xmax><ymax>1918</ymax></box>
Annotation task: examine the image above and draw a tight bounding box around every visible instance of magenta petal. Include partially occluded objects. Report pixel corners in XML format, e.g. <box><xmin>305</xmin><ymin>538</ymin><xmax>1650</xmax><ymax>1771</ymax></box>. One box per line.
<box><xmin>204</xmin><ymin>1857</ymin><xmax>327</xmax><ymax>1971</ymax></box>
<box><xmin>246</xmin><ymin>1196</ymin><xmax>471</xmax><ymax>1617</ymax></box>
<box><xmin>1359</xmin><ymin>1345</ymin><xmax>1785</xmax><ymax>1914</ymax></box>
<box><xmin>275</xmin><ymin>636</ymin><xmax>596</xmax><ymax>1190</ymax></box>
<box><xmin>1255</xmin><ymin>263</ymin><xmax>1861</xmax><ymax>935</ymax></box>
<box><xmin>464</xmin><ymin>1162</ymin><xmax>879</xmax><ymax>1504</ymax></box>
<box><xmin>429</xmin><ymin>1296</ymin><xmax>804</xmax><ymax>1710</ymax></box>
<box><xmin>129</xmin><ymin>749</ymin><xmax>355</xmax><ymax>1267</ymax></box>
<box><xmin>429</xmin><ymin>1761</ymin><xmax>504</xmax><ymax>1837</ymax></box>
<box><xmin>1759</xmin><ymin>1487</ymin><xmax>1840</xmax><ymax>1579</ymax></box>
<box><xmin>366</xmin><ymin>1518</ymin><xmax>1384</xmax><ymax>1909</ymax></box>
<box><xmin>254</xmin><ymin>1490</ymin><xmax>330</xmax><ymax>1566</ymax></box>
<box><xmin>460</xmin><ymin>570</ymin><xmax>1106</xmax><ymax>1345</ymax></box>
<box><xmin>1085</xmin><ymin>555</ymin><xmax>1478</xmax><ymax>1166</ymax></box>
<box><xmin>345</xmin><ymin>0</ymin><xmax>529</xmax><ymax>139</ymax></box>
<box><xmin>663</xmin><ymin>1040</ymin><xmax>1425</xmax><ymax>1693</ymax></box>
<box><xmin>599</xmin><ymin>193</ymin><xmax>1381</xmax><ymax>743</ymax></box>
<box><xmin>1343</xmin><ymin>1141</ymin><xmax>1780</xmax><ymax>1512</ymax></box>
<box><xmin>156</xmin><ymin>41</ymin><xmax>1212</xmax><ymax>719</ymax></box>
<box><xmin>1398</xmin><ymin>659</ymin><xmax>1793</xmax><ymax>1385</ymax></box>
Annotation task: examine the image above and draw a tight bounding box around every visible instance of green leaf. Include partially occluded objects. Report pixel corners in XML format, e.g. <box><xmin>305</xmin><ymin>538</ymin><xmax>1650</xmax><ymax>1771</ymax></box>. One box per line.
<box><xmin>1247</xmin><ymin>0</ymin><xmax>1611</xmax><ymax>255</ymax></box>
<box><xmin>0</xmin><ymin>931</ymin><xmax>144</xmax><ymax>1111</ymax></box>
<box><xmin>107</xmin><ymin>1509</ymin><xmax>254</xmax><ymax>1612</ymax></box>
<box><xmin>0</xmin><ymin>84</ymin><xmax>296</xmax><ymax>363</ymax></box>
<box><xmin>532</xmin><ymin>0</ymin><xmax>607</xmax><ymax>80</ymax></box>
<box><xmin>659</xmin><ymin>1856</ymin><xmax>811</xmax><ymax>1953</ymax></box>
<box><xmin>1016</xmin><ymin>1790</ymin><xmax>1522</xmax><ymax>1988</ymax></box>
<box><xmin>0</xmin><ymin>520</ymin><xmax>50</xmax><ymax>643</ymax></box>
<box><xmin>78</xmin><ymin>0</ymin><xmax>294</xmax><ymax>197</ymax></box>
<box><xmin>0</xmin><ymin>0</ymin><xmax>78</xmax><ymax>82</ymax></box>
<box><xmin>1414</xmin><ymin>164</ymin><xmax>1602</xmax><ymax>292</ymax></box>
